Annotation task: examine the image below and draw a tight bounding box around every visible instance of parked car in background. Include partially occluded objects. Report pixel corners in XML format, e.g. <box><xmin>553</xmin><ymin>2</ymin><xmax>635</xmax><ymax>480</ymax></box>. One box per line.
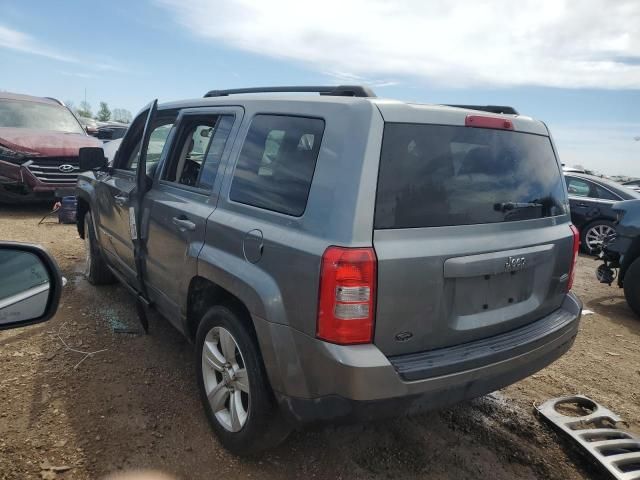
<box><xmin>622</xmin><ymin>179</ymin><xmax>640</xmax><ymax>193</ymax></box>
<box><xmin>0</xmin><ymin>92</ymin><xmax>102</xmax><ymax>203</ymax></box>
<box><xmin>562</xmin><ymin>165</ymin><xmax>587</xmax><ymax>174</ymax></box>
<box><xmin>565</xmin><ymin>172</ymin><xmax>640</xmax><ymax>254</ymax></box>
<box><xmin>96</xmin><ymin>122</ymin><xmax>128</xmax><ymax>142</ymax></box>
<box><xmin>78</xmin><ymin>116</ymin><xmax>99</xmax><ymax>136</ymax></box>
<box><xmin>596</xmin><ymin>199</ymin><xmax>640</xmax><ymax>318</ymax></box>
<box><xmin>76</xmin><ymin>85</ymin><xmax>582</xmax><ymax>454</ymax></box>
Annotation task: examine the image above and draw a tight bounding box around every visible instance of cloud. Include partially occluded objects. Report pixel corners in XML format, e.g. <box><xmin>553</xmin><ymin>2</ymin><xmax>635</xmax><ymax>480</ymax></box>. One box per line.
<box><xmin>0</xmin><ymin>25</ymin><xmax>122</xmax><ymax>72</ymax></box>
<box><xmin>322</xmin><ymin>70</ymin><xmax>398</xmax><ymax>88</ymax></box>
<box><xmin>59</xmin><ymin>71</ymin><xmax>97</xmax><ymax>79</ymax></box>
<box><xmin>0</xmin><ymin>25</ymin><xmax>76</xmax><ymax>62</ymax></box>
<box><xmin>158</xmin><ymin>0</ymin><xmax>640</xmax><ymax>89</ymax></box>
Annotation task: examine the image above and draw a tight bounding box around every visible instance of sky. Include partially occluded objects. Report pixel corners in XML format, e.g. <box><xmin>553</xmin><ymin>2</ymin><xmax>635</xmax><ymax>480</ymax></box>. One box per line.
<box><xmin>0</xmin><ymin>0</ymin><xmax>639</xmax><ymax>175</ymax></box>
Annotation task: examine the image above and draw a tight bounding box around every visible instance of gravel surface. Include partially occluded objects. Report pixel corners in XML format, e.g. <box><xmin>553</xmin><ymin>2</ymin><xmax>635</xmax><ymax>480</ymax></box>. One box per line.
<box><xmin>1</xmin><ymin>204</ymin><xmax>638</xmax><ymax>480</ymax></box>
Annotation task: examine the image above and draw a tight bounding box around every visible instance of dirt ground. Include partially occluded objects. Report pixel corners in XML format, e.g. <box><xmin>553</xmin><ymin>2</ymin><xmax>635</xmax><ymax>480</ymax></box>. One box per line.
<box><xmin>1</xmin><ymin>204</ymin><xmax>639</xmax><ymax>480</ymax></box>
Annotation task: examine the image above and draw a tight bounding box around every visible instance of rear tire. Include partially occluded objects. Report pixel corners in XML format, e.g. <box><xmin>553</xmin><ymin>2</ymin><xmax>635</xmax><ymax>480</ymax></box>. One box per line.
<box><xmin>581</xmin><ymin>220</ymin><xmax>616</xmax><ymax>256</ymax></box>
<box><xmin>84</xmin><ymin>211</ymin><xmax>114</xmax><ymax>285</ymax></box>
<box><xmin>623</xmin><ymin>258</ymin><xmax>640</xmax><ymax>318</ymax></box>
<box><xmin>195</xmin><ymin>305</ymin><xmax>290</xmax><ymax>455</ymax></box>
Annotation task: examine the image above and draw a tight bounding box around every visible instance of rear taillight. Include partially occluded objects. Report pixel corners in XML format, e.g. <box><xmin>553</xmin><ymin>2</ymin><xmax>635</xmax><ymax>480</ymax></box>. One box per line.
<box><xmin>317</xmin><ymin>247</ymin><xmax>376</xmax><ymax>345</ymax></box>
<box><xmin>567</xmin><ymin>224</ymin><xmax>580</xmax><ymax>291</ymax></box>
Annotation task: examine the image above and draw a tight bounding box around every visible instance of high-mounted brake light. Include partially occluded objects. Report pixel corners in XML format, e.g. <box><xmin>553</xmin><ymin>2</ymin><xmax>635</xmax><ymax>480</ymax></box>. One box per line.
<box><xmin>317</xmin><ymin>247</ymin><xmax>376</xmax><ymax>345</ymax></box>
<box><xmin>465</xmin><ymin>115</ymin><xmax>514</xmax><ymax>130</ymax></box>
<box><xmin>567</xmin><ymin>224</ymin><xmax>580</xmax><ymax>291</ymax></box>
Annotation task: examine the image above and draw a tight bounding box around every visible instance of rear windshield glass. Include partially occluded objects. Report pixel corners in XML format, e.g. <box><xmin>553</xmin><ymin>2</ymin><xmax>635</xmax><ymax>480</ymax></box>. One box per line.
<box><xmin>375</xmin><ymin>123</ymin><xmax>567</xmax><ymax>228</ymax></box>
<box><xmin>0</xmin><ymin>100</ymin><xmax>85</xmax><ymax>134</ymax></box>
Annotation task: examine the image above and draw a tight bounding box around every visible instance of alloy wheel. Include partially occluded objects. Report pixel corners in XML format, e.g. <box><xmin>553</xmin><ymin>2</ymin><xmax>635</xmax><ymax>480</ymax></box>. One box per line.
<box><xmin>585</xmin><ymin>224</ymin><xmax>615</xmax><ymax>253</ymax></box>
<box><xmin>201</xmin><ymin>326</ymin><xmax>250</xmax><ymax>432</ymax></box>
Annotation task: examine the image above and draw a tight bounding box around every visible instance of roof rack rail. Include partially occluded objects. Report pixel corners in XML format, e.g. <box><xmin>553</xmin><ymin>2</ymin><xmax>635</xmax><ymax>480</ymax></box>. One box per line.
<box><xmin>445</xmin><ymin>104</ymin><xmax>519</xmax><ymax>115</ymax></box>
<box><xmin>204</xmin><ymin>85</ymin><xmax>376</xmax><ymax>98</ymax></box>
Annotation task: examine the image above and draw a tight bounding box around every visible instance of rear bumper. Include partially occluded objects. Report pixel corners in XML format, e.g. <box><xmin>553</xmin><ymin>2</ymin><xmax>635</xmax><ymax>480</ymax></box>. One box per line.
<box><xmin>255</xmin><ymin>293</ymin><xmax>582</xmax><ymax>424</ymax></box>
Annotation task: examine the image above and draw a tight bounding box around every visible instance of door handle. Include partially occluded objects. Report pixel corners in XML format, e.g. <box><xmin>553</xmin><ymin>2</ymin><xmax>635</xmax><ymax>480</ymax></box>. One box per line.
<box><xmin>172</xmin><ymin>216</ymin><xmax>196</xmax><ymax>231</ymax></box>
<box><xmin>114</xmin><ymin>194</ymin><xmax>128</xmax><ymax>207</ymax></box>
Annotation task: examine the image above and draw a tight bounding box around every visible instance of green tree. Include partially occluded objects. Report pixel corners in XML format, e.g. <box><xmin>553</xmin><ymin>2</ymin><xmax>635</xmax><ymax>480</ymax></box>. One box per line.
<box><xmin>96</xmin><ymin>101</ymin><xmax>111</xmax><ymax>122</ymax></box>
<box><xmin>112</xmin><ymin>108</ymin><xmax>132</xmax><ymax>123</ymax></box>
<box><xmin>75</xmin><ymin>101</ymin><xmax>92</xmax><ymax>118</ymax></box>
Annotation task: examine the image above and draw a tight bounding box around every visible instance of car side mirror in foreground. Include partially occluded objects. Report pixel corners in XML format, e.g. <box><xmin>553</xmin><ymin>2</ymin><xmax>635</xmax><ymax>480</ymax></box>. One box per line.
<box><xmin>0</xmin><ymin>242</ymin><xmax>62</xmax><ymax>331</ymax></box>
<box><xmin>78</xmin><ymin>147</ymin><xmax>107</xmax><ymax>171</ymax></box>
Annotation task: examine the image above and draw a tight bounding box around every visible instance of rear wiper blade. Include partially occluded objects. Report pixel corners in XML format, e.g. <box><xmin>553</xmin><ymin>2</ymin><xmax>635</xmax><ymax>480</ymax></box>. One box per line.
<box><xmin>494</xmin><ymin>202</ymin><xmax>543</xmax><ymax>212</ymax></box>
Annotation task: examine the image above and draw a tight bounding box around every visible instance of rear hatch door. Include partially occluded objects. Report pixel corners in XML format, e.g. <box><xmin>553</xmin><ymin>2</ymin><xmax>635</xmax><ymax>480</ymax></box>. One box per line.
<box><xmin>372</xmin><ymin>112</ymin><xmax>574</xmax><ymax>356</ymax></box>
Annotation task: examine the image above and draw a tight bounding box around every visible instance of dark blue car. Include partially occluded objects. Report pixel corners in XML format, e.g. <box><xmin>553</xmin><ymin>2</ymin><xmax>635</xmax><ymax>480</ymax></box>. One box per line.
<box><xmin>565</xmin><ymin>172</ymin><xmax>640</xmax><ymax>254</ymax></box>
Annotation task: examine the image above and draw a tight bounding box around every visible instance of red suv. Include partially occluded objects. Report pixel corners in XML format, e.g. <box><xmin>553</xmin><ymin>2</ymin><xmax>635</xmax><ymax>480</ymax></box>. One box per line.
<box><xmin>0</xmin><ymin>92</ymin><xmax>101</xmax><ymax>203</ymax></box>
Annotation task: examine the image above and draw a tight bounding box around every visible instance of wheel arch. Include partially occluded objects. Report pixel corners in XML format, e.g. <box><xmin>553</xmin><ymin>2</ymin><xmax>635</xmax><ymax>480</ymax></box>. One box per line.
<box><xmin>619</xmin><ymin>237</ymin><xmax>640</xmax><ymax>285</ymax></box>
<box><xmin>185</xmin><ymin>266</ymin><xmax>288</xmax><ymax>394</ymax></box>
<box><xmin>75</xmin><ymin>181</ymin><xmax>95</xmax><ymax>239</ymax></box>
<box><xmin>186</xmin><ymin>276</ymin><xmax>255</xmax><ymax>342</ymax></box>
<box><xmin>76</xmin><ymin>196</ymin><xmax>90</xmax><ymax>239</ymax></box>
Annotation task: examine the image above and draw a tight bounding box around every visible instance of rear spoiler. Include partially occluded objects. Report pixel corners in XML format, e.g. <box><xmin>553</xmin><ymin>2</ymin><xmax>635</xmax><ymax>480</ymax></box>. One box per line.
<box><xmin>444</xmin><ymin>105</ymin><xmax>519</xmax><ymax>115</ymax></box>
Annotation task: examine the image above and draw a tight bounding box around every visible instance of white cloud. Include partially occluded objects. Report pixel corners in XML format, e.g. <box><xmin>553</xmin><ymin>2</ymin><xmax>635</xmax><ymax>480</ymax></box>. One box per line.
<box><xmin>0</xmin><ymin>25</ymin><xmax>122</xmax><ymax>72</ymax></box>
<box><xmin>0</xmin><ymin>25</ymin><xmax>76</xmax><ymax>62</ymax></box>
<box><xmin>158</xmin><ymin>0</ymin><xmax>640</xmax><ymax>89</ymax></box>
<box><xmin>59</xmin><ymin>71</ymin><xmax>97</xmax><ymax>79</ymax></box>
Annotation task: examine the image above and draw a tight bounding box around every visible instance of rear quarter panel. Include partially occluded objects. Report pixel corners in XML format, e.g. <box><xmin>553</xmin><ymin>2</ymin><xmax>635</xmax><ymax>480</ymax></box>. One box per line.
<box><xmin>198</xmin><ymin>98</ymin><xmax>384</xmax><ymax>337</ymax></box>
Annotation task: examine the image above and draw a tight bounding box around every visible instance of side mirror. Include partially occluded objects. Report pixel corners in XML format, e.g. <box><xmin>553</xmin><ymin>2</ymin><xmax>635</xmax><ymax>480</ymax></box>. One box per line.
<box><xmin>0</xmin><ymin>242</ymin><xmax>62</xmax><ymax>331</ymax></box>
<box><xmin>79</xmin><ymin>147</ymin><xmax>107</xmax><ymax>171</ymax></box>
<box><xmin>85</xmin><ymin>125</ymin><xmax>98</xmax><ymax>135</ymax></box>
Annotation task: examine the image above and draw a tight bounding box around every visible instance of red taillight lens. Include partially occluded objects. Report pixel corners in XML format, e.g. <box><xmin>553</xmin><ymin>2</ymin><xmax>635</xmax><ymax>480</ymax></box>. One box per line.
<box><xmin>465</xmin><ymin>115</ymin><xmax>514</xmax><ymax>130</ymax></box>
<box><xmin>567</xmin><ymin>224</ymin><xmax>580</xmax><ymax>291</ymax></box>
<box><xmin>317</xmin><ymin>247</ymin><xmax>376</xmax><ymax>345</ymax></box>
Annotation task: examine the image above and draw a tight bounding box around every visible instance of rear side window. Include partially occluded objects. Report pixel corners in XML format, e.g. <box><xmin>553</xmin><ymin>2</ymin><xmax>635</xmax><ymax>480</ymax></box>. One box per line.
<box><xmin>375</xmin><ymin>123</ymin><xmax>567</xmax><ymax>228</ymax></box>
<box><xmin>566</xmin><ymin>177</ymin><xmax>591</xmax><ymax>197</ymax></box>
<box><xmin>198</xmin><ymin>115</ymin><xmax>234</xmax><ymax>190</ymax></box>
<box><xmin>594</xmin><ymin>185</ymin><xmax>620</xmax><ymax>201</ymax></box>
<box><xmin>229</xmin><ymin>115</ymin><xmax>324</xmax><ymax>216</ymax></box>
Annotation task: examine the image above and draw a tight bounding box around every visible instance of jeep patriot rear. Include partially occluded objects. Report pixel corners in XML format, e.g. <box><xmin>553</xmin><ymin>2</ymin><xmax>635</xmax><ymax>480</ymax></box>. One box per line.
<box><xmin>76</xmin><ymin>85</ymin><xmax>582</xmax><ymax>454</ymax></box>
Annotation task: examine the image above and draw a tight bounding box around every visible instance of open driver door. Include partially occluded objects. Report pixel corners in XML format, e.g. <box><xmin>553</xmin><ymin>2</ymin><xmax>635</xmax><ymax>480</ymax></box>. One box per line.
<box><xmin>130</xmin><ymin>99</ymin><xmax>158</xmax><ymax>332</ymax></box>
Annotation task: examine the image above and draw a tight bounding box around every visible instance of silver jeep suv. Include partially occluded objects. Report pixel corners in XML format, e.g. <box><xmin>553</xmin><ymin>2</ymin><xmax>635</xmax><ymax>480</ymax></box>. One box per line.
<box><xmin>76</xmin><ymin>85</ymin><xmax>582</xmax><ymax>454</ymax></box>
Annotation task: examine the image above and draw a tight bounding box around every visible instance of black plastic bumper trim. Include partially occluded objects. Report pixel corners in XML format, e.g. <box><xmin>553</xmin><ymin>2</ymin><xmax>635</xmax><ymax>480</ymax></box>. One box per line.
<box><xmin>389</xmin><ymin>302</ymin><xmax>580</xmax><ymax>382</ymax></box>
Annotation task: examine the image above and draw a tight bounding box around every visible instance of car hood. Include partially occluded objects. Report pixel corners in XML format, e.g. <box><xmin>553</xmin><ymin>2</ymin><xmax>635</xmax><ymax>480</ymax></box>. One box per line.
<box><xmin>103</xmin><ymin>138</ymin><xmax>122</xmax><ymax>165</ymax></box>
<box><xmin>0</xmin><ymin>128</ymin><xmax>101</xmax><ymax>157</ymax></box>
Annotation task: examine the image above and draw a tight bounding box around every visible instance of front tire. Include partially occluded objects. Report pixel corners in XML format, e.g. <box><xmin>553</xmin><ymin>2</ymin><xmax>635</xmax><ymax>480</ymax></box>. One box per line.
<box><xmin>196</xmin><ymin>305</ymin><xmax>289</xmax><ymax>455</ymax></box>
<box><xmin>623</xmin><ymin>258</ymin><xmax>640</xmax><ymax>318</ymax></box>
<box><xmin>84</xmin><ymin>211</ymin><xmax>114</xmax><ymax>285</ymax></box>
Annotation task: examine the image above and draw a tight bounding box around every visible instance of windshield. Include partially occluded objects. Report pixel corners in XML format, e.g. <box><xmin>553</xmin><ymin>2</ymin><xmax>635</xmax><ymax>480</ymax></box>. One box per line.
<box><xmin>375</xmin><ymin>123</ymin><xmax>568</xmax><ymax>228</ymax></box>
<box><xmin>0</xmin><ymin>99</ymin><xmax>85</xmax><ymax>134</ymax></box>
